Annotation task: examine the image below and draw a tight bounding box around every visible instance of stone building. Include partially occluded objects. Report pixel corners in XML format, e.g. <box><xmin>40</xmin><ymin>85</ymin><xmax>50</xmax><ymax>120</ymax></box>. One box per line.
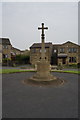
<box><xmin>52</xmin><ymin>41</ymin><xmax>80</xmax><ymax>65</ymax></box>
<box><xmin>30</xmin><ymin>42</ymin><xmax>53</xmax><ymax>65</ymax></box>
<box><xmin>30</xmin><ymin>41</ymin><xmax>80</xmax><ymax>65</ymax></box>
<box><xmin>0</xmin><ymin>43</ymin><xmax>2</xmax><ymax>63</ymax></box>
<box><xmin>1</xmin><ymin>38</ymin><xmax>80</xmax><ymax>66</ymax></box>
<box><xmin>0</xmin><ymin>38</ymin><xmax>12</xmax><ymax>61</ymax></box>
<box><xmin>11</xmin><ymin>47</ymin><xmax>21</xmax><ymax>56</ymax></box>
<box><xmin>11</xmin><ymin>47</ymin><xmax>30</xmax><ymax>56</ymax></box>
<box><xmin>11</xmin><ymin>48</ymin><xmax>30</xmax><ymax>60</ymax></box>
<box><xmin>0</xmin><ymin>38</ymin><xmax>30</xmax><ymax>64</ymax></box>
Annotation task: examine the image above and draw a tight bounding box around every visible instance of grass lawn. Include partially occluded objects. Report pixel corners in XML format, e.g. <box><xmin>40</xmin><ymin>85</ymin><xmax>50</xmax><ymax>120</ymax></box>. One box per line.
<box><xmin>0</xmin><ymin>69</ymin><xmax>80</xmax><ymax>74</ymax></box>
<box><xmin>51</xmin><ymin>70</ymin><xmax>80</xmax><ymax>74</ymax></box>
<box><xmin>0</xmin><ymin>69</ymin><xmax>36</xmax><ymax>74</ymax></box>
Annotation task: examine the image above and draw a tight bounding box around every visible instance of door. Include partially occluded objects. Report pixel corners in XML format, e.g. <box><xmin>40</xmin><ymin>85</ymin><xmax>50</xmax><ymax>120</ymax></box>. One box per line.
<box><xmin>62</xmin><ymin>58</ymin><xmax>66</xmax><ymax>64</ymax></box>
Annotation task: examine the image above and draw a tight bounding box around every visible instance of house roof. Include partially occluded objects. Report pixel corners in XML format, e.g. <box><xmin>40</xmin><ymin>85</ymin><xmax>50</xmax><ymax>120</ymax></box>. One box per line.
<box><xmin>62</xmin><ymin>41</ymin><xmax>79</xmax><ymax>46</ymax></box>
<box><xmin>30</xmin><ymin>42</ymin><xmax>52</xmax><ymax>48</ymax></box>
<box><xmin>53</xmin><ymin>41</ymin><xmax>80</xmax><ymax>47</ymax></box>
<box><xmin>12</xmin><ymin>47</ymin><xmax>21</xmax><ymax>51</ymax></box>
<box><xmin>30</xmin><ymin>41</ymin><xmax>80</xmax><ymax>49</ymax></box>
<box><xmin>53</xmin><ymin>44</ymin><xmax>61</xmax><ymax>47</ymax></box>
<box><xmin>0</xmin><ymin>38</ymin><xmax>11</xmax><ymax>45</ymax></box>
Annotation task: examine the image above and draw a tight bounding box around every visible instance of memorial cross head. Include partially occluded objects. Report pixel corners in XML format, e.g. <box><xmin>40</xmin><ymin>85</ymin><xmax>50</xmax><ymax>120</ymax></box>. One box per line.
<box><xmin>38</xmin><ymin>23</ymin><xmax>48</xmax><ymax>39</ymax></box>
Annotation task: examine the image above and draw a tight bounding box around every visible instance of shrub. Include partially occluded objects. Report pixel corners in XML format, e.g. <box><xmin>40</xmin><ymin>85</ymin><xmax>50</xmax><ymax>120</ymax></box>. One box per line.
<box><xmin>15</xmin><ymin>55</ymin><xmax>30</xmax><ymax>65</ymax></box>
<box><xmin>77</xmin><ymin>63</ymin><xmax>80</xmax><ymax>68</ymax></box>
<box><xmin>2</xmin><ymin>58</ymin><xmax>11</xmax><ymax>66</ymax></box>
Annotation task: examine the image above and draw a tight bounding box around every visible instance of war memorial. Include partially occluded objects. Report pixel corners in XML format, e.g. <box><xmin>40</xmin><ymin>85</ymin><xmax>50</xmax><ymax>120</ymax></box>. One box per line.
<box><xmin>24</xmin><ymin>23</ymin><xmax>64</xmax><ymax>86</ymax></box>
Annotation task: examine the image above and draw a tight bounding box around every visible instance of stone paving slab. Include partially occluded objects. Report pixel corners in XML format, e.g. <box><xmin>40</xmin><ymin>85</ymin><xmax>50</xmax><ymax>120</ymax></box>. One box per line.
<box><xmin>2</xmin><ymin>72</ymin><xmax>78</xmax><ymax>118</ymax></box>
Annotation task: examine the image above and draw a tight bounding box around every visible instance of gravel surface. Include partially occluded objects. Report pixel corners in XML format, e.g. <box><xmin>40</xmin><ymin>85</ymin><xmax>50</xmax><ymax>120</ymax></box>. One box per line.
<box><xmin>2</xmin><ymin>72</ymin><xmax>78</xmax><ymax>118</ymax></box>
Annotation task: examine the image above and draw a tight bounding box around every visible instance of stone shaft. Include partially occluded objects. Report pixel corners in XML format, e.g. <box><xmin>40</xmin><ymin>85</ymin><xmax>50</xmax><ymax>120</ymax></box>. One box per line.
<box><xmin>38</xmin><ymin>23</ymin><xmax>48</xmax><ymax>61</ymax></box>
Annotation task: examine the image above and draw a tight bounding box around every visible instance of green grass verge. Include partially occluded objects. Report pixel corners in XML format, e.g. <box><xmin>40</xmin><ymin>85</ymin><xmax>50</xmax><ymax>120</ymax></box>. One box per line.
<box><xmin>1</xmin><ymin>69</ymin><xmax>36</xmax><ymax>74</ymax></box>
<box><xmin>0</xmin><ymin>69</ymin><xmax>80</xmax><ymax>74</ymax></box>
<box><xmin>51</xmin><ymin>70</ymin><xmax>80</xmax><ymax>74</ymax></box>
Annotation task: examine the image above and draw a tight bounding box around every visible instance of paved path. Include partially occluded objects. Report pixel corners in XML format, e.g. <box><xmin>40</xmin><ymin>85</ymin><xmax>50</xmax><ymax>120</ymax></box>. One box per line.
<box><xmin>2</xmin><ymin>72</ymin><xmax>78</xmax><ymax>118</ymax></box>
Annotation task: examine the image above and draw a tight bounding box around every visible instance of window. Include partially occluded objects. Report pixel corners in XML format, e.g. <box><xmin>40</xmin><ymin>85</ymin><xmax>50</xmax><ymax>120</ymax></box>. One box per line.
<box><xmin>73</xmin><ymin>48</ymin><xmax>77</xmax><ymax>52</ymax></box>
<box><xmin>5</xmin><ymin>54</ymin><xmax>8</xmax><ymax>58</ymax></box>
<box><xmin>69</xmin><ymin>57</ymin><xmax>71</xmax><ymax>62</ymax></box>
<box><xmin>68</xmin><ymin>48</ymin><xmax>77</xmax><ymax>53</ymax></box>
<box><xmin>40</xmin><ymin>49</ymin><xmax>46</xmax><ymax>53</ymax></box>
<box><xmin>69</xmin><ymin>48</ymin><xmax>73</xmax><ymax>53</ymax></box>
<box><xmin>31</xmin><ymin>49</ymin><xmax>36</xmax><ymax>53</ymax></box>
<box><xmin>40</xmin><ymin>49</ymin><xmax>41</xmax><ymax>53</ymax></box>
<box><xmin>3</xmin><ymin>54</ymin><xmax>8</xmax><ymax>58</ymax></box>
<box><xmin>60</xmin><ymin>48</ymin><xmax>65</xmax><ymax>53</ymax></box>
<box><xmin>45</xmin><ymin>49</ymin><xmax>46</xmax><ymax>53</ymax></box>
<box><xmin>54</xmin><ymin>49</ymin><xmax>57</xmax><ymax>53</ymax></box>
<box><xmin>69</xmin><ymin>57</ymin><xmax>76</xmax><ymax>63</ymax></box>
<box><xmin>3</xmin><ymin>45</ymin><xmax>8</xmax><ymax>49</ymax></box>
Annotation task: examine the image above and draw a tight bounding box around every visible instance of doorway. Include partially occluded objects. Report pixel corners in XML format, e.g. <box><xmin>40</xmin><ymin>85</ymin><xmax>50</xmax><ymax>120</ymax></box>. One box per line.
<box><xmin>62</xmin><ymin>58</ymin><xmax>66</xmax><ymax>64</ymax></box>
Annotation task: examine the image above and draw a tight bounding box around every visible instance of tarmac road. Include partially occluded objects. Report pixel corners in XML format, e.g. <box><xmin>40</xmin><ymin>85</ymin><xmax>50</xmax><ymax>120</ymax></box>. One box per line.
<box><xmin>2</xmin><ymin>72</ymin><xmax>78</xmax><ymax>118</ymax></box>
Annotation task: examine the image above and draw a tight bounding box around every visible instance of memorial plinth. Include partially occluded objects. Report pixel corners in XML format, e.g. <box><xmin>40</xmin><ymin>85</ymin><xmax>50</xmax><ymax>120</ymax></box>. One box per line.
<box><xmin>30</xmin><ymin>60</ymin><xmax>57</xmax><ymax>81</ymax></box>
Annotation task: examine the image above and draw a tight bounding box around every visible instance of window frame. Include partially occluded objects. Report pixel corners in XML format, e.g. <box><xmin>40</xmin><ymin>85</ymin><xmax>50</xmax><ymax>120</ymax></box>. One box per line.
<box><xmin>59</xmin><ymin>48</ymin><xmax>65</xmax><ymax>53</ymax></box>
<box><xmin>68</xmin><ymin>48</ymin><xmax>77</xmax><ymax>53</ymax></box>
<box><xmin>69</xmin><ymin>57</ymin><xmax>76</xmax><ymax>63</ymax></box>
<box><xmin>3</xmin><ymin>45</ymin><xmax>8</xmax><ymax>49</ymax></box>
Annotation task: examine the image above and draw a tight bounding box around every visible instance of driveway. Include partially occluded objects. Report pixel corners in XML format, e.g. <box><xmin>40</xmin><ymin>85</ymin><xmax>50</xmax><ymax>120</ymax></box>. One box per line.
<box><xmin>2</xmin><ymin>72</ymin><xmax>78</xmax><ymax>118</ymax></box>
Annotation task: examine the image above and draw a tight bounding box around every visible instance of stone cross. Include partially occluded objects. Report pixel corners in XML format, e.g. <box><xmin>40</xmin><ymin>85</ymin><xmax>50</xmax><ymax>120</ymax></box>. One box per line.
<box><xmin>38</xmin><ymin>23</ymin><xmax>48</xmax><ymax>60</ymax></box>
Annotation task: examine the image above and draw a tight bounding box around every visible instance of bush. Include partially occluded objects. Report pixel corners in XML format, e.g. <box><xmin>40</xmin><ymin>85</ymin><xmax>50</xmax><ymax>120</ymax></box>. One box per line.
<box><xmin>15</xmin><ymin>55</ymin><xmax>30</xmax><ymax>65</ymax></box>
<box><xmin>77</xmin><ymin>63</ymin><xmax>80</xmax><ymax>68</ymax></box>
<box><xmin>2</xmin><ymin>58</ymin><xmax>11</xmax><ymax>66</ymax></box>
<box><xmin>69</xmin><ymin>63</ymin><xmax>77</xmax><ymax>67</ymax></box>
<box><xmin>64</xmin><ymin>63</ymin><xmax>78</xmax><ymax>68</ymax></box>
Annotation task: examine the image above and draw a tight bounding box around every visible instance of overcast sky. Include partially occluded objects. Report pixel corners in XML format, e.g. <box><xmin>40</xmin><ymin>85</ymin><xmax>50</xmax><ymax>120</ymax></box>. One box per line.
<box><xmin>1</xmin><ymin>2</ymin><xmax>78</xmax><ymax>50</ymax></box>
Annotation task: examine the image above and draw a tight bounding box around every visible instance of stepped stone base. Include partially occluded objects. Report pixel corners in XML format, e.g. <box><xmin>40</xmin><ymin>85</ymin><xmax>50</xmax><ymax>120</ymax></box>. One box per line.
<box><xmin>23</xmin><ymin>60</ymin><xmax>65</xmax><ymax>87</ymax></box>
<box><xmin>23</xmin><ymin>60</ymin><xmax>65</xmax><ymax>86</ymax></box>
<box><xmin>29</xmin><ymin>60</ymin><xmax>57</xmax><ymax>81</ymax></box>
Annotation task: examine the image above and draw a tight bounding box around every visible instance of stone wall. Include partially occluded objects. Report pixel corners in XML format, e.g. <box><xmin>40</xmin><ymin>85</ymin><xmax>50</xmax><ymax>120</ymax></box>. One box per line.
<box><xmin>2</xmin><ymin>45</ymin><xmax>12</xmax><ymax>60</ymax></box>
<box><xmin>0</xmin><ymin>44</ymin><xmax>2</xmax><ymax>63</ymax></box>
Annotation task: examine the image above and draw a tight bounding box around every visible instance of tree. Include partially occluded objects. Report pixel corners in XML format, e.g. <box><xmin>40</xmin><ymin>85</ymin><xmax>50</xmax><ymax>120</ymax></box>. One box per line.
<box><xmin>15</xmin><ymin>55</ymin><xmax>30</xmax><ymax>65</ymax></box>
